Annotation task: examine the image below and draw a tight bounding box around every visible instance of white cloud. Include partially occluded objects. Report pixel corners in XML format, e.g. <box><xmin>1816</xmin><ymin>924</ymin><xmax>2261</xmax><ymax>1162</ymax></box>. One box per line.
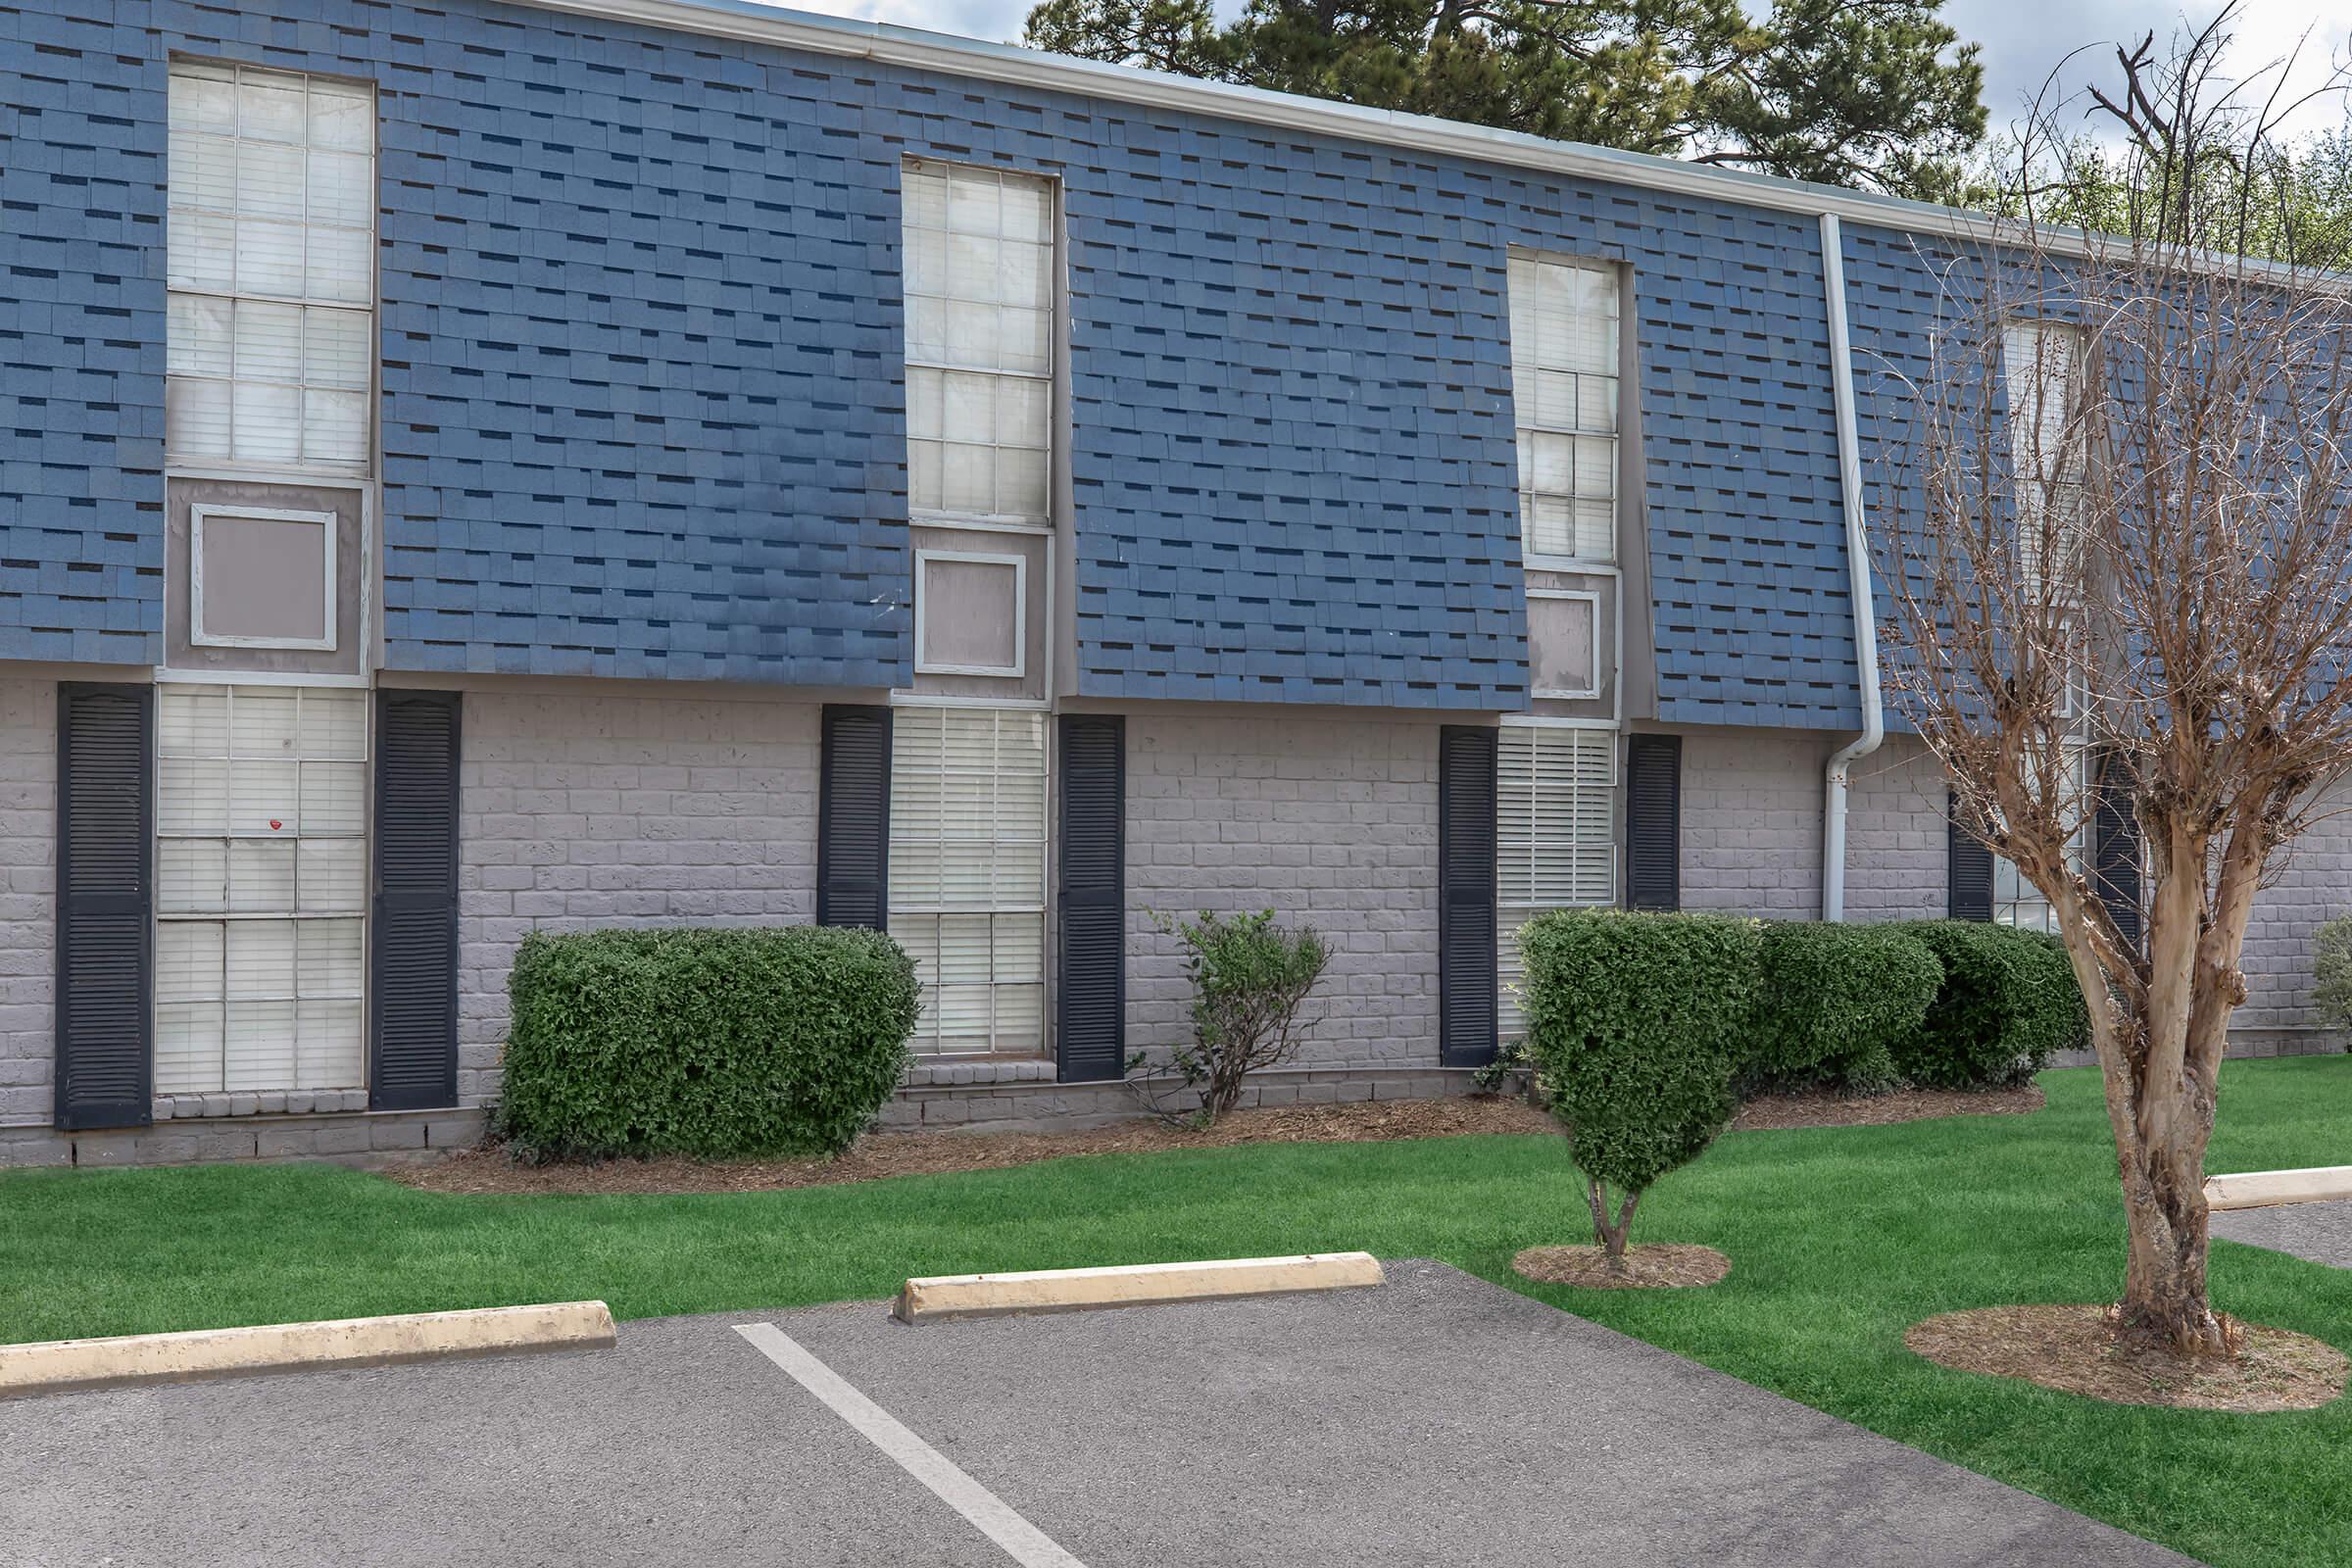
<box><xmin>1944</xmin><ymin>0</ymin><xmax>2352</xmax><ymax>142</ymax></box>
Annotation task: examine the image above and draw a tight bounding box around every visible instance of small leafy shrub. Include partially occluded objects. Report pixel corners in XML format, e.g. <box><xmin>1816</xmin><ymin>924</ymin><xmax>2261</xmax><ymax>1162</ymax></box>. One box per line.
<box><xmin>1747</xmin><ymin>922</ymin><xmax>1943</xmax><ymax>1092</ymax></box>
<box><xmin>1130</xmin><ymin>909</ymin><xmax>1331</xmax><ymax>1126</ymax></box>
<box><xmin>2312</xmin><ymin>915</ymin><xmax>2352</xmax><ymax>1050</ymax></box>
<box><xmin>500</xmin><ymin>925</ymin><xmax>919</xmax><ymax>1161</ymax></box>
<box><xmin>1891</xmin><ymin>920</ymin><xmax>2088</xmax><ymax>1088</ymax></box>
<box><xmin>1519</xmin><ymin>909</ymin><xmax>1764</xmax><ymax>1259</ymax></box>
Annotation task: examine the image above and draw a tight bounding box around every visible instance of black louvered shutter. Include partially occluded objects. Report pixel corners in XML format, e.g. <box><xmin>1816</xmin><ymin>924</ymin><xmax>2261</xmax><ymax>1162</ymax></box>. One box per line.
<box><xmin>1438</xmin><ymin>725</ymin><xmax>1498</xmax><ymax>1068</ymax></box>
<box><xmin>817</xmin><ymin>706</ymin><xmax>891</xmax><ymax>930</ymax></box>
<box><xmin>1056</xmin><ymin>715</ymin><xmax>1124</xmax><ymax>1083</ymax></box>
<box><xmin>370</xmin><ymin>690</ymin><xmax>461</xmax><ymax>1112</ymax></box>
<box><xmin>1624</xmin><ymin>733</ymin><xmax>1682</xmax><ymax>911</ymax></box>
<box><xmin>2093</xmin><ymin>752</ymin><xmax>2143</xmax><ymax>949</ymax></box>
<box><xmin>55</xmin><ymin>684</ymin><xmax>154</xmax><ymax>1131</ymax></box>
<box><xmin>1947</xmin><ymin>793</ymin><xmax>1993</xmax><ymax>922</ymax></box>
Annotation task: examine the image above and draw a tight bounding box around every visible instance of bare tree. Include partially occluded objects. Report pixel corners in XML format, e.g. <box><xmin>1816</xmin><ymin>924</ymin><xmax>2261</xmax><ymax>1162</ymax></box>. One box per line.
<box><xmin>1876</xmin><ymin>7</ymin><xmax>2352</xmax><ymax>1357</ymax></box>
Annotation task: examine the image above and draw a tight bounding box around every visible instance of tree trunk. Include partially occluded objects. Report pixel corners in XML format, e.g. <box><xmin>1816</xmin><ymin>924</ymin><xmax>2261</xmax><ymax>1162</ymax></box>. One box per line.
<box><xmin>2092</xmin><ymin>819</ymin><xmax>2252</xmax><ymax>1359</ymax></box>
<box><xmin>2116</xmin><ymin>1116</ymin><xmax>2230</xmax><ymax>1354</ymax></box>
<box><xmin>1583</xmin><ymin>1178</ymin><xmax>1641</xmax><ymax>1262</ymax></box>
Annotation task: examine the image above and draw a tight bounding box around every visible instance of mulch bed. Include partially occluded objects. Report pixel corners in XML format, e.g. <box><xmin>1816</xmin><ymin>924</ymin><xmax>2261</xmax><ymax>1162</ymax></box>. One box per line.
<box><xmin>1732</xmin><ymin>1081</ymin><xmax>2042</xmax><ymax>1131</ymax></box>
<box><xmin>1904</xmin><ymin>1303</ymin><xmax>2349</xmax><ymax>1412</ymax></box>
<box><xmin>1513</xmin><ymin>1243</ymin><xmax>1732</xmax><ymax>1290</ymax></box>
<box><xmin>387</xmin><ymin>1081</ymin><xmax>2043</xmax><ymax>1198</ymax></box>
<box><xmin>391</xmin><ymin>1095</ymin><xmax>1561</xmax><ymax>1196</ymax></box>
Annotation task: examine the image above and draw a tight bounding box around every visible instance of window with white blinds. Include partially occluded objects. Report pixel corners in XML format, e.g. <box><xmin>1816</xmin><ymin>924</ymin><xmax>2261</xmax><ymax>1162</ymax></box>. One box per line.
<box><xmin>167</xmin><ymin>62</ymin><xmax>374</xmax><ymax>469</ymax></box>
<box><xmin>1496</xmin><ymin>723</ymin><xmax>1618</xmax><ymax>1036</ymax></box>
<box><xmin>154</xmin><ymin>685</ymin><xmax>368</xmax><ymax>1095</ymax></box>
<box><xmin>889</xmin><ymin>707</ymin><xmax>1049</xmax><ymax>1054</ymax></box>
<box><xmin>1508</xmin><ymin>255</ymin><xmax>1619</xmax><ymax>564</ymax></box>
<box><xmin>902</xmin><ymin>159</ymin><xmax>1055</xmax><ymax>525</ymax></box>
<box><xmin>2002</xmin><ymin>320</ymin><xmax>2086</xmax><ymax>599</ymax></box>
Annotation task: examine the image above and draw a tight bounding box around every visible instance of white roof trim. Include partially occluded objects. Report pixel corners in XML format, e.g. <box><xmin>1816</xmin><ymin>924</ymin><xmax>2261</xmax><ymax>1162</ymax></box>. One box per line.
<box><xmin>511</xmin><ymin>0</ymin><xmax>2021</xmax><ymax>247</ymax></box>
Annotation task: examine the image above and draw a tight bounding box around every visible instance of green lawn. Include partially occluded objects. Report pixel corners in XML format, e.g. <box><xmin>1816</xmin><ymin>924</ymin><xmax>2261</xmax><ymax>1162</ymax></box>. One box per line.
<box><xmin>3</xmin><ymin>1057</ymin><xmax>2347</xmax><ymax>1565</ymax></box>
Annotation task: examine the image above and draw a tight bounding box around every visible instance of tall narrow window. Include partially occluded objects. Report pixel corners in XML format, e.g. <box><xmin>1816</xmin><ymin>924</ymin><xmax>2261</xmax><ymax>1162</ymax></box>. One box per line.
<box><xmin>154</xmin><ymin>685</ymin><xmax>368</xmax><ymax>1094</ymax></box>
<box><xmin>2002</xmin><ymin>320</ymin><xmax>2086</xmax><ymax>600</ymax></box>
<box><xmin>1495</xmin><ymin>722</ymin><xmax>1617</xmax><ymax>1036</ymax></box>
<box><xmin>1996</xmin><ymin>320</ymin><xmax>2091</xmax><ymax>930</ymax></box>
<box><xmin>902</xmin><ymin>159</ymin><xmax>1054</xmax><ymax>525</ymax></box>
<box><xmin>889</xmin><ymin>708</ymin><xmax>1049</xmax><ymax>1054</ymax></box>
<box><xmin>1508</xmin><ymin>255</ymin><xmax>1619</xmax><ymax>565</ymax></box>
<box><xmin>167</xmin><ymin>62</ymin><xmax>375</xmax><ymax>469</ymax></box>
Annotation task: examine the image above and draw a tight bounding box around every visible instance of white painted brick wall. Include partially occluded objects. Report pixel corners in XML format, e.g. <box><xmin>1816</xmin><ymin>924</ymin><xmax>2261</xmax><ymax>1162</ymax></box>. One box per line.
<box><xmin>1842</xmin><ymin>735</ymin><xmax>1950</xmax><ymax>921</ymax></box>
<box><xmin>2235</xmin><ymin>780</ymin><xmax>2352</xmax><ymax>1039</ymax></box>
<box><xmin>457</xmin><ymin>690</ymin><xmax>821</xmax><ymax>1106</ymax></box>
<box><xmin>1675</xmin><ymin>725</ymin><xmax>1829</xmax><ymax>919</ymax></box>
<box><xmin>0</xmin><ymin>677</ymin><xmax>54</xmax><ymax>1132</ymax></box>
<box><xmin>1123</xmin><ymin>712</ymin><xmax>1439</xmax><ymax>1071</ymax></box>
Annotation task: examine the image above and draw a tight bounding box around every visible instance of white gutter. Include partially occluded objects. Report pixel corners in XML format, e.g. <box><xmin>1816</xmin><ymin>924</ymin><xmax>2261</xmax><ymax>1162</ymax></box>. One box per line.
<box><xmin>510</xmin><ymin>0</ymin><xmax>2087</xmax><ymax>255</ymax></box>
<box><xmin>1818</xmin><ymin>213</ymin><xmax>1883</xmax><ymax>923</ymax></box>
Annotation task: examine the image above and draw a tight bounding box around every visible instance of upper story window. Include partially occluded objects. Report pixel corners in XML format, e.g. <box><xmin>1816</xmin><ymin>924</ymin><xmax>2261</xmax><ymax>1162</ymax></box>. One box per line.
<box><xmin>2002</xmin><ymin>320</ymin><xmax>2087</xmax><ymax>600</ymax></box>
<box><xmin>1508</xmin><ymin>254</ymin><xmax>1620</xmax><ymax>566</ymax></box>
<box><xmin>901</xmin><ymin>159</ymin><xmax>1055</xmax><ymax>526</ymax></box>
<box><xmin>167</xmin><ymin>62</ymin><xmax>375</xmax><ymax>471</ymax></box>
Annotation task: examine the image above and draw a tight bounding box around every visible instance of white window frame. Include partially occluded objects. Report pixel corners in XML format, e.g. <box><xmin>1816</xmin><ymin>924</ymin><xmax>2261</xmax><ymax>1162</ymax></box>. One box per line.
<box><xmin>188</xmin><ymin>504</ymin><xmax>339</xmax><ymax>651</ymax></box>
<box><xmin>1508</xmin><ymin>250</ymin><xmax>1623</xmax><ymax>574</ymax></box>
<box><xmin>886</xmin><ymin>702</ymin><xmax>1052</xmax><ymax>1056</ymax></box>
<box><xmin>912</xmin><ymin>549</ymin><xmax>1029</xmax><ymax>678</ymax></box>
<box><xmin>1495</xmin><ymin>714</ymin><xmax>1622</xmax><ymax>1039</ymax></box>
<box><xmin>1526</xmin><ymin>587</ymin><xmax>1604</xmax><ymax>701</ymax></box>
<box><xmin>2002</xmin><ymin>319</ymin><xmax>2088</xmax><ymax>606</ymax></box>
<box><xmin>901</xmin><ymin>156</ymin><xmax>1060</xmax><ymax>536</ymax></box>
<box><xmin>152</xmin><ymin>683</ymin><xmax>371</xmax><ymax>1097</ymax></box>
<box><xmin>166</xmin><ymin>60</ymin><xmax>378</xmax><ymax>480</ymax></box>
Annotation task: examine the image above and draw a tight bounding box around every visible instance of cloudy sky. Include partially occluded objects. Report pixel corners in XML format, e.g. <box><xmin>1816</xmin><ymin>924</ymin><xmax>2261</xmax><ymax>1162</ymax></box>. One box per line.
<box><xmin>763</xmin><ymin>0</ymin><xmax>2352</xmax><ymax>143</ymax></box>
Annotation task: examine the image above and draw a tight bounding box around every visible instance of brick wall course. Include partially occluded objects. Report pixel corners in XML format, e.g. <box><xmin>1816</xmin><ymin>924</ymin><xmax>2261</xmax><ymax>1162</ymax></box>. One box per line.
<box><xmin>0</xmin><ymin>676</ymin><xmax>53</xmax><ymax>1133</ymax></box>
<box><xmin>1123</xmin><ymin>711</ymin><xmax>1441</xmax><ymax>1070</ymax></box>
<box><xmin>456</xmin><ymin>688</ymin><xmax>822</xmax><ymax>1106</ymax></box>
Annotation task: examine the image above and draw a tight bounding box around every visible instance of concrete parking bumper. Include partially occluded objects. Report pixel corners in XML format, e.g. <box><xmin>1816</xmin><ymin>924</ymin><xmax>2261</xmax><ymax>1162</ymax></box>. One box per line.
<box><xmin>0</xmin><ymin>1300</ymin><xmax>615</xmax><ymax>1398</ymax></box>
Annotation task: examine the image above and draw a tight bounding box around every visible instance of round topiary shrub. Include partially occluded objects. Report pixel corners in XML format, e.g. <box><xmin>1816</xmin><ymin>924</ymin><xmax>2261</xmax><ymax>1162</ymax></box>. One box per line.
<box><xmin>499</xmin><ymin>925</ymin><xmax>920</xmax><ymax>1161</ymax></box>
<box><xmin>1748</xmin><ymin>921</ymin><xmax>1944</xmax><ymax>1092</ymax></box>
<box><xmin>1891</xmin><ymin>920</ymin><xmax>2088</xmax><ymax>1089</ymax></box>
<box><xmin>1519</xmin><ymin>908</ymin><xmax>1764</xmax><ymax>1258</ymax></box>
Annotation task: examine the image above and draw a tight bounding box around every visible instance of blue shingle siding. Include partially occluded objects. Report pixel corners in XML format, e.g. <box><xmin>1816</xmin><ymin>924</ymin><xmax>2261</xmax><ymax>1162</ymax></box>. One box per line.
<box><xmin>0</xmin><ymin>7</ymin><xmax>167</xmax><ymax>664</ymax></box>
<box><xmin>2</xmin><ymin>0</ymin><xmax>1892</xmax><ymax>717</ymax></box>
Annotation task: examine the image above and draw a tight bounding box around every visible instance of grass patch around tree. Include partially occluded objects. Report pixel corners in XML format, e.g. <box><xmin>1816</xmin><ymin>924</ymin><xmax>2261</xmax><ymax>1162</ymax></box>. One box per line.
<box><xmin>0</xmin><ymin>1057</ymin><xmax>2346</xmax><ymax>1566</ymax></box>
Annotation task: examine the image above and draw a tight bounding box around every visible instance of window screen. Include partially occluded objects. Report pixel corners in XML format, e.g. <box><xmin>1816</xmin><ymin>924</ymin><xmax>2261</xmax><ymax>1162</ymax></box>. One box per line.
<box><xmin>154</xmin><ymin>685</ymin><xmax>368</xmax><ymax>1094</ymax></box>
<box><xmin>902</xmin><ymin>160</ymin><xmax>1054</xmax><ymax>523</ymax></box>
<box><xmin>1508</xmin><ymin>255</ymin><xmax>1619</xmax><ymax>564</ymax></box>
<box><xmin>888</xmin><ymin>707</ymin><xmax>1049</xmax><ymax>1053</ymax></box>
<box><xmin>1496</xmin><ymin>723</ymin><xmax>1617</xmax><ymax>1036</ymax></box>
<box><xmin>167</xmin><ymin>62</ymin><xmax>374</xmax><ymax>468</ymax></box>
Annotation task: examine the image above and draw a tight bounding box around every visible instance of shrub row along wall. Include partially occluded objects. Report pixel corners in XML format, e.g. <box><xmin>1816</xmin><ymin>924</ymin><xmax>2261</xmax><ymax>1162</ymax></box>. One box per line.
<box><xmin>1523</xmin><ymin>912</ymin><xmax>2088</xmax><ymax>1096</ymax></box>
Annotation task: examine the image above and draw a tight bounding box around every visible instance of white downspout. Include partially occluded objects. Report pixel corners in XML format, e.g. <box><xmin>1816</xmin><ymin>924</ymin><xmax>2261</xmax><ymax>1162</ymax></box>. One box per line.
<box><xmin>1819</xmin><ymin>212</ymin><xmax>1883</xmax><ymax>923</ymax></box>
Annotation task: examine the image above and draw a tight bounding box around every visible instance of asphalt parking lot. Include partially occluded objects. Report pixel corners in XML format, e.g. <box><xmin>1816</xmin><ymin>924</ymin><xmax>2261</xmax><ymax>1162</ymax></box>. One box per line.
<box><xmin>2214</xmin><ymin>1197</ymin><xmax>2352</xmax><ymax>1270</ymax></box>
<box><xmin>3</xmin><ymin>1259</ymin><xmax>2191</xmax><ymax>1567</ymax></box>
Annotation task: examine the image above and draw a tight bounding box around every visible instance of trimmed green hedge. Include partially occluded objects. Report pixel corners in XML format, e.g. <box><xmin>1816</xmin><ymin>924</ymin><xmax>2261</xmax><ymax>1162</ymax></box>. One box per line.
<box><xmin>500</xmin><ymin>925</ymin><xmax>919</xmax><ymax>1160</ymax></box>
<box><xmin>1520</xmin><ymin>908</ymin><xmax>1762</xmax><ymax>1198</ymax></box>
<box><xmin>1891</xmin><ymin>920</ymin><xmax>2088</xmax><ymax>1088</ymax></box>
<box><xmin>1749</xmin><ymin>922</ymin><xmax>1943</xmax><ymax>1092</ymax></box>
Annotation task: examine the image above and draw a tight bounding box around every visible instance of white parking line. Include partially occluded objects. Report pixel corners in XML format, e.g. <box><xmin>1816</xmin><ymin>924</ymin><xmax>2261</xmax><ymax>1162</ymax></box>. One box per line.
<box><xmin>732</xmin><ymin>1321</ymin><xmax>1087</xmax><ymax>1568</ymax></box>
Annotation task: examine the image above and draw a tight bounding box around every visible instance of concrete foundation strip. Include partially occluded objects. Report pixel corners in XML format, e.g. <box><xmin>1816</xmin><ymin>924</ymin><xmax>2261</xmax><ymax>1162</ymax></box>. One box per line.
<box><xmin>895</xmin><ymin>1250</ymin><xmax>1386</xmax><ymax>1323</ymax></box>
<box><xmin>2205</xmin><ymin>1165</ymin><xmax>2352</xmax><ymax>1211</ymax></box>
<box><xmin>0</xmin><ymin>1300</ymin><xmax>616</xmax><ymax>1398</ymax></box>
